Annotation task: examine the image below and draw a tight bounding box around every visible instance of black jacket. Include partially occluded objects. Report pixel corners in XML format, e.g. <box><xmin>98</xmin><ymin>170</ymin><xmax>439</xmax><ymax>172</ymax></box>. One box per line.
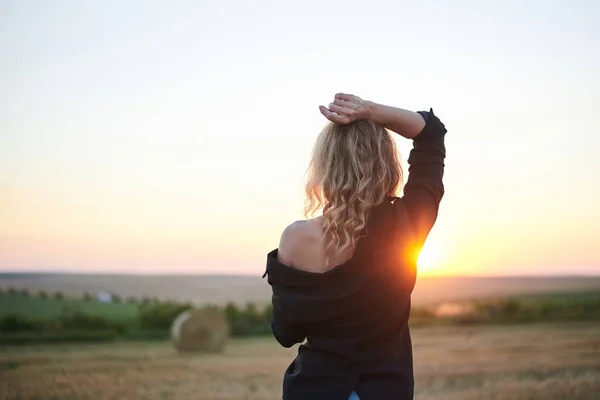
<box><xmin>263</xmin><ymin>109</ymin><xmax>447</xmax><ymax>400</ymax></box>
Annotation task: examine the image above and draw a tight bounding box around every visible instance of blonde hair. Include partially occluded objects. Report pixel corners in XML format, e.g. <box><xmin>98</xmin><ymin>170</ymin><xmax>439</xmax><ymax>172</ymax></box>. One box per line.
<box><xmin>305</xmin><ymin>120</ymin><xmax>403</xmax><ymax>268</ymax></box>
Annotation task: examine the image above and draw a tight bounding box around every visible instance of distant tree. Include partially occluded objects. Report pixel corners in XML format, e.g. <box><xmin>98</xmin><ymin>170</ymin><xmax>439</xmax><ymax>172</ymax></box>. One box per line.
<box><xmin>244</xmin><ymin>302</ymin><xmax>261</xmax><ymax>324</ymax></box>
<box><xmin>138</xmin><ymin>301</ymin><xmax>192</xmax><ymax>330</ymax></box>
<box><xmin>126</xmin><ymin>297</ymin><xmax>137</xmax><ymax>304</ymax></box>
<box><xmin>8</xmin><ymin>287</ymin><xmax>17</xmax><ymax>295</ymax></box>
<box><xmin>224</xmin><ymin>302</ymin><xmax>240</xmax><ymax>319</ymax></box>
<box><xmin>222</xmin><ymin>302</ymin><xmax>271</xmax><ymax>337</ymax></box>
<box><xmin>0</xmin><ymin>315</ymin><xmax>38</xmax><ymax>333</ymax></box>
<box><xmin>59</xmin><ymin>312</ymin><xmax>125</xmax><ymax>333</ymax></box>
<box><xmin>20</xmin><ymin>288</ymin><xmax>30</xmax><ymax>297</ymax></box>
<box><xmin>261</xmin><ymin>304</ymin><xmax>273</xmax><ymax>322</ymax></box>
<box><xmin>112</xmin><ymin>294</ymin><xmax>122</xmax><ymax>303</ymax></box>
<box><xmin>245</xmin><ymin>302</ymin><xmax>258</xmax><ymax>314</ymax></box>
<box><xmin>502</xmin><ymin>299</ymin><xmax>521</xmax><ymax>318</ymax></box>
<box><xmin>83</xmin><ymin>292</ymin><xmax>93</xmax><ymax>301</ymax></box>
<box><xmin>54</xmin><ymin>291</ymin><xmax>64</xmax><ymax>300</ymax></box>
<box><xmin>39</xmin><ymin>290</ymin><xmax>48</xmax><ymax>299</ymax></box>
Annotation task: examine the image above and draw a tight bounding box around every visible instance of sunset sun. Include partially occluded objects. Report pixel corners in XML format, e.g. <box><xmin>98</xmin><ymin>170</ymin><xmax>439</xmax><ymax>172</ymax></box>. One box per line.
<box><xmin>417</xmin><ymin>243</ymin><xmax>442</xmax><ymax>275</ymax></box>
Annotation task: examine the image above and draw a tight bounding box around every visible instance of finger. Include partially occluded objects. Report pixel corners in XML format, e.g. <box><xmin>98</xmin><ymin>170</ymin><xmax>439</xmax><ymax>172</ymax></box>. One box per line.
<box><xmin>319</xmin><ymin>105</ymin><xmax>350</xmax><ymax>124</ymax></box>
<box><xmin>319</xmin><ymin>105</ymin><xmax>343</xmax><ymax>122</ymax></box>
<box><xmin>328</xmin><ymin>103</ymin><xmax>354</xmax><ymax>116</ymax></box>
<box><xmin>333</xmin><ymin>98</ymin><xmax>354</xmax><ymax>108</ymax></box>
<box><xmin>335</xmin><ymin>93</ymin><xmax>354</xmax><ymax>101</ymax></box>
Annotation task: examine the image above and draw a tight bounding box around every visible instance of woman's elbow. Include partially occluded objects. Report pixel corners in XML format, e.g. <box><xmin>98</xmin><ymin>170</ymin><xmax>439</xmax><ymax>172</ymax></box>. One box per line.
<box><xmin>276</xmin><ymin>336</ymin><xmax>299</xmax><ymax>348</ymax></box>
<box><xmin>271</xmin><ymin>321</ymin><xmax>303</xmax><ymax>348</ymax></box>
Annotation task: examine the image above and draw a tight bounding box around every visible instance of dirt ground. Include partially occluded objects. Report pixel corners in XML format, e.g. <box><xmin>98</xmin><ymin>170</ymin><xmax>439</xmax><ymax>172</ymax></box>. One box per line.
<box><xmin>1</xmin><ymin>323</ymin><xmax>599</xmax><ymax>400</ymax></box>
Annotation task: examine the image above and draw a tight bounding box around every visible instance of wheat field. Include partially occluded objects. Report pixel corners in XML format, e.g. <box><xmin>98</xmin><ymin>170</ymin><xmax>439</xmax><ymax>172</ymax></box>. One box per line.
<box><xmin>2</xmin><ymin>323</ymin><xmax>599</xmax><ymax>400</ymax></box>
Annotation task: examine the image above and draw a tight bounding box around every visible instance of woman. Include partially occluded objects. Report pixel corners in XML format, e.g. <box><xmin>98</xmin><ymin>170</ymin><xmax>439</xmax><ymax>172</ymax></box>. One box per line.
<box><xmin>263</xmin><ymin>93</ymin><xmax>447</xmax><ymax>400</ymax></box>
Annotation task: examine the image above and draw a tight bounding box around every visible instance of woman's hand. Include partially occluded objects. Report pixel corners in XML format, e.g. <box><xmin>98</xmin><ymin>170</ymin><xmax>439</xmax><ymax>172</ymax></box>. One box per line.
<box><xmin>319</xmin><ymin>93</ymin><xmax>372</xmax><ymax>125</ymax></box>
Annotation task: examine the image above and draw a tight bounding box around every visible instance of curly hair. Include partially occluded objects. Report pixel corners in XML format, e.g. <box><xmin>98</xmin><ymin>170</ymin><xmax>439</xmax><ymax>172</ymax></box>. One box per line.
<box><xmin>305</xmin><ymin>119</ymin><xmax>402</xmax><ymax>269</ymax></box>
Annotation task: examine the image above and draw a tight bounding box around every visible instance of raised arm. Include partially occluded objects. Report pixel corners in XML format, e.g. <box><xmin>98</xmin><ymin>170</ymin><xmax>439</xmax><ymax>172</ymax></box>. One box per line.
<box><xmin>401</xmin><ymin>109</ymin><xmax>446</xmax><ymax>245</ymax></box>
<box><xmin>319</xmin><ymin>94</ymin><xmax>447</xmax><ymax>245</ymax></box>
<box><xmin>319</xmin><ymin>93</ymin><xmax>426</xmax><ymax>139</ymax></box>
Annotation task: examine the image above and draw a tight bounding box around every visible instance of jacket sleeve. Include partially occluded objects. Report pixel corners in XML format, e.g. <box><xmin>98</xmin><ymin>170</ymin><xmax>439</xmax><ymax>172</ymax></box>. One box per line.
<box><xmin>271</xmin><ymin>294</ymin><xmax>306</xmax><ymax>348</ymax></box>
<box><xmin>402</xmin><ymin>108</ymin><xmax>447</xmax><ymax>247</ymax></box>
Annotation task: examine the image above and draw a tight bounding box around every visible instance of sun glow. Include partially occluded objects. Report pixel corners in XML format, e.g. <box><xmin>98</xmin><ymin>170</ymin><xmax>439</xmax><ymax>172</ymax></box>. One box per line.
<box><xmin>417</xmin><ymin>243</ymin><xmax>443</xmax><ymax>275</ymax></box>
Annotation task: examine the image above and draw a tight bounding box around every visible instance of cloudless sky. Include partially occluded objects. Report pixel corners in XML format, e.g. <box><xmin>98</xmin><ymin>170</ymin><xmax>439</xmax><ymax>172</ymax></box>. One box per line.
<box><xmin>1</xmin><ymin>0</ymin><xmax>599</xmax><ymax>275</ymax></box>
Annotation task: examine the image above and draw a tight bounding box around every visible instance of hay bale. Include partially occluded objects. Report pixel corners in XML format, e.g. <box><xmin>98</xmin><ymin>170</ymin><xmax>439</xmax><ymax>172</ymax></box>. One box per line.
<box><xmin>171</xmin><ymin>308</ymin><xmax>229</xmax><ymax>353</ymax></box>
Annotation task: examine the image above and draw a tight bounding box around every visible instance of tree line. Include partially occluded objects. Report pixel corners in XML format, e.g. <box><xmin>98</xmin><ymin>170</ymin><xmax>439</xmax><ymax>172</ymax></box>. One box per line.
<box><xmin>1</xmin><ymin>287</ymin><xmax>599</xmax><ymax>345</ymax></box>
<box><xmin>0</xmin><ymin>295</ymin><xmax>274</xmax><ymax>344</ymax></box>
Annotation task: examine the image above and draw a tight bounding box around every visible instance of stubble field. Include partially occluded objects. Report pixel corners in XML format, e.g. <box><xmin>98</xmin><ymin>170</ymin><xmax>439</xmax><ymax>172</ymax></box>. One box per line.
<box><xmin>2</xmin><ymin>322</ymin><xmax>599</xmax><ymax>400</ymax></box>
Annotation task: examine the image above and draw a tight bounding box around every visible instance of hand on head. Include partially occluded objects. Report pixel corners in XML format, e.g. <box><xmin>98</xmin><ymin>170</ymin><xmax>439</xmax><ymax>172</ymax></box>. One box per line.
<box><xmin>319</xmin><ymin>93</ymin><xmax>371</xmax><ymax>125</ymax></box>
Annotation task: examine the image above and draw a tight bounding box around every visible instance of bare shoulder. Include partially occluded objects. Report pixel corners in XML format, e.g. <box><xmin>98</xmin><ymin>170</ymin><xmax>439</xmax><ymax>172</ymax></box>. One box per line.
<box><xmin>277</xmin><ymin>219</ymin><xmax>323</xmax><ymax>267</ymax></box>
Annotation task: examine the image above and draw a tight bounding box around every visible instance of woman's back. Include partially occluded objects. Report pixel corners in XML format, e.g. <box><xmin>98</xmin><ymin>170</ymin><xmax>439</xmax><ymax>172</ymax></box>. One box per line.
<box><xmin>264</xmin><ymin>95</ymin><xmax>447</xmax><ymax>400</ymax></box>
<box><xmin>265</xmin><ymin>199</ymin><xmax>420</xmax><ymax>399</ymax></box>
<box><xmin>276</xmin><ymin>216</ymin><xmax>354</xmax><ymax>274</ymax></box>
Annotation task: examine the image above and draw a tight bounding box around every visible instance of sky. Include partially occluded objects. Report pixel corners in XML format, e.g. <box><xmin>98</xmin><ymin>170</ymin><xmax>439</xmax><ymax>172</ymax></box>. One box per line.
<box><xmin>1</xmin><ymin>0</ymin><xmax>599</xmax><ymax>276</ymax></box>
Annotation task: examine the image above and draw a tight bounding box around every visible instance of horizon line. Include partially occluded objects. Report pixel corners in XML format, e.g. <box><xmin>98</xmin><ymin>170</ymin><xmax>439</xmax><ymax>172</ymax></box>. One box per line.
<box><xmin>1</xmin><ymin>271</ymin><xmax>599</xmax><ymax>279</ymax></box>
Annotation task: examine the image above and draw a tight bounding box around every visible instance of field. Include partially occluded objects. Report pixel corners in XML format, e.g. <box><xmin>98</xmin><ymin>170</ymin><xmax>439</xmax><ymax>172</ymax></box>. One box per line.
<box><xmin>1</xmin><ymin>274</ymin><xmax>599</xmax><ymax>398</ymax></box>
<box><xmin>1</xmin><ymin>323</ymin><xmax>599</xmax><ymax>400</ymax></box>
<box><xmin>2</xmin><ymin>274</ymin><xmax>600</xmax><ymax>306</ymax></box>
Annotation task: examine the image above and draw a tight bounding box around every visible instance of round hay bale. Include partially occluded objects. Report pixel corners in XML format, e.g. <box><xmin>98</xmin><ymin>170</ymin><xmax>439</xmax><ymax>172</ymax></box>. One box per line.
<box><xmin>171</xmin><ymin>308</ymin><xmax>229</xmax><ymax>353</ymax></box>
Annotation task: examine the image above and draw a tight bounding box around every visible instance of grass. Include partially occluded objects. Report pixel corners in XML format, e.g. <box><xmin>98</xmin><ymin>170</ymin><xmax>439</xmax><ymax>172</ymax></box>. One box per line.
<box><xmin>2</xmin><ymin>290</ymin><xmax>599</xmax><ymax>346</ymax></box>
<box><xmin>510</xmin><ymin>291</ymin><xmax>600</xmax><ymax>321</ymax></box>
<box><xmin>0</xmin><ymin>323</ymin><xmax>598</xmax><ymax>400</ymax></box>
<box><xmin>515</xmin><ymin>290</ymin><xmax>600</xmax><ymax>304</ymax></box>
<box><xmin>0</xmin><ymin>294</ymin><xmax>139</xmax><ymax>322</ymax></box>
